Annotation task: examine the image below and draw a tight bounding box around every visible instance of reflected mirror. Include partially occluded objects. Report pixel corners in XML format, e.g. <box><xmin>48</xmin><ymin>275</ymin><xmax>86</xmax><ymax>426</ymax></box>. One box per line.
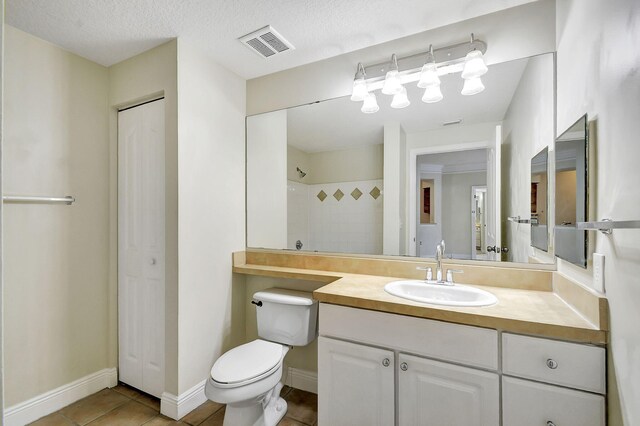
<box><xmin>554</xmin><ymin>115</ymin><xmax>588</xmax><ymax>268</ymax></box>
<box><xmin>247</xmin><ymin>53</ymin><xmax>556</xmax><ymax>265</ymax></box>
<box><xmin>531</xmin><ymin>147</ymin><xmax>549</xmax><ymax>251</ymax></box>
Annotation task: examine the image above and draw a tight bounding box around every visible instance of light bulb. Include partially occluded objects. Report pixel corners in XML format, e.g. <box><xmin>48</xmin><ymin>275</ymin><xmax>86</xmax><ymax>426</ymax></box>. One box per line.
<box><xmin>461</xmin><ymin>50</ymin><xmax>488</xmax><ymax>79</ymax></box>
<box><xmin>361</xmin><ymin>92</ymin><xmax>379</xmax><ymax>113</ymax></box>
<box><xmin>351</xmin><ymin>78</ymin><xmax>368</xmax><ymax>102</ymax></box>
<box><xmin>417</xmin><ymin>62</ymin><xmax>440</xmax><ymax>88</ymax></box>
<box><xmin>422</xmin><ymin>85</ymin><xmax>443</xmax><ymax>103</ymax></box>
<box><xmin>382</xmin><ymin>70</ymin><xmax>402</xmax><ymax>95</ymax></box>
<box><xmin>390</xmin><ymin>86</ymin><xmax>410</xmax><ymax>109</ymax></box>
<box><xmin>461</xmin><ymin>76</ymin><xmax>485</xmax><ymax>96</ymax></box>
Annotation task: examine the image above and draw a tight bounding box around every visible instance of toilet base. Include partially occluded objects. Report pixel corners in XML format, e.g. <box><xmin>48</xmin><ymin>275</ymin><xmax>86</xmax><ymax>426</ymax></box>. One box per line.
<box><xmin>222</xmin><ymin>383</ymin><xmax>288</xmax><ymax>426</ymax></box>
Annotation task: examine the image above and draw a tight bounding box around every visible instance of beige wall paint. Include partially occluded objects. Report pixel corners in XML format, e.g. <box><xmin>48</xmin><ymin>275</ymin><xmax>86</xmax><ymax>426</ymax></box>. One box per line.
<box><xmin>176</xmin><ymin>40</ymin><xmax>247</xmax><ymax>394</ymax></box>
<box><xmin>246</xmin><ymin>0</ymin><xmax>556</xmax><ymax>115</ymax></box>
<box><xmin>1</xmin><ymin>1</ymin><xmax>5</xmax><ymax>415</ymax></box>
<box><xmin>3</xmin><ymin>26</ymin><xmax>110</xmax><ymax>406</ymax></box>
<box><xmin>555</xmin><ymin>0</ymin><xmax>640</xmax><ymax>424</ymax></box>
<box><xmin>501</xmin><ymin>53</ymin><xmax>555</xmax><ymax>263</ymax></box>
<box><xmin>306</xmin><ymin>144</ymin><xmax>383</xmax><ymax>185</ymax></box>
<box><xmin>108</xmin><ymin>40</ymin><xmax>180</xmax><ymax>394</ymax></box>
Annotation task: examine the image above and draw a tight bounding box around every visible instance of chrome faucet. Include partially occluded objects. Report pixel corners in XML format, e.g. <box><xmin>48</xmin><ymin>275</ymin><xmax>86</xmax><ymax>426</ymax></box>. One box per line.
<box><xmin>435</xmin><ymin>240</ymin><xmax>445</xmax><ymax>283</ymax></box>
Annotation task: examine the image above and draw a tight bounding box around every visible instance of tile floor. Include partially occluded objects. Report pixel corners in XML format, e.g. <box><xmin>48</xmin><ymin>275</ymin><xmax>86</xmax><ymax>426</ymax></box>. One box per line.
<box><xmin>29</xmin><ymin>383</ymin><xmax>317</xmax><ymax>426</ymax></box>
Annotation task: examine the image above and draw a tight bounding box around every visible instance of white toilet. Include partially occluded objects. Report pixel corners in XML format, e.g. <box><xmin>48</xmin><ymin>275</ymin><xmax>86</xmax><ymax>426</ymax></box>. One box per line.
<box><xmin>205</xmin><ymin>288</ymin><xmax>318</xmax><ymax>426</ymax></box>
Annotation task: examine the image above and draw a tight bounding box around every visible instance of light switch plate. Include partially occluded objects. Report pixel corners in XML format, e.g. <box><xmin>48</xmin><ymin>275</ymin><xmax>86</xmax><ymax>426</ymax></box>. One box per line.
<box><xmin>593</xmin><ymin>253</ymin><xmax>605</xmax><ymax>293</ymax></box>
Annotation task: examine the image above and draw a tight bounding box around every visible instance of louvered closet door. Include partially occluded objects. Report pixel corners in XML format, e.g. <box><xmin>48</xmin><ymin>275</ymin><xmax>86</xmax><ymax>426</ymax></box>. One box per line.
<box><xmin>118</xmin><ymin>99</ymin><xmax>165</xmax><ymax>398</ymax></box>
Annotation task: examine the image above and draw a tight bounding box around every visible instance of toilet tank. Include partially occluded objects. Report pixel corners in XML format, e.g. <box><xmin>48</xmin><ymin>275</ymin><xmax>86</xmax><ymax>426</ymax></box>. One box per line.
<box><xmin>253</xmin><ymin>288</ymin><xmax>318</xmax><ymax>346</ymax></box>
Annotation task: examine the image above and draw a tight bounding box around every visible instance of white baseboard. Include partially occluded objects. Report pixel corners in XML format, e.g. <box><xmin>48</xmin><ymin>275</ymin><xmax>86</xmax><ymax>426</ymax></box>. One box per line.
<box><xmin>4</xmin><ymin>367</ymin><xmax>118</xmax><ymax>426</ymax></box>
<box><xmin>285</xmin><ymin>367</ymin><xmax>317</xmax><ymax>394</ymax></box>
<box><xmin>160</xmin><ymin>379</ymin><xmax>207</xmax><ymax>420</ymax></box>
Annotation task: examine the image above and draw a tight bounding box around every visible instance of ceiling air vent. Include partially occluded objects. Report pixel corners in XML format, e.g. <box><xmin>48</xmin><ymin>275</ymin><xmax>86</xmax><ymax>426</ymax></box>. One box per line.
<box><xmin>239</xmin><ymin>25</ymin><xmax>295</xmax><ymax>58</ymax></box>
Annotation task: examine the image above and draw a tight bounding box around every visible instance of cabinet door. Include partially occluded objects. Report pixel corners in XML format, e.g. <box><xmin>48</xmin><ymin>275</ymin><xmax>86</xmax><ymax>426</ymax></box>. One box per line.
<box><xmin>398</xmin><ymin>353</ymin><xmax>499</xmax><ymax>426</ymax></box>
<box><xmin>503</xmin><ymin>376</ymin><xmax>605</xmax><ymax>426</ymax></box>
<box><xmin>318</xmin><ymin>337</ymin><xmax>394</xmax><ymax>426</ymax></box>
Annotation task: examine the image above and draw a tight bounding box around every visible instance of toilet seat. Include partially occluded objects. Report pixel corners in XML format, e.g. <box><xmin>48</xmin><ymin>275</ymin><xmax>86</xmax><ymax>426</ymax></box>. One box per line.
<box><xmin>211</xmin><ymin>339</ymin><xmax>284</xmax><ymax>387</ymax></box>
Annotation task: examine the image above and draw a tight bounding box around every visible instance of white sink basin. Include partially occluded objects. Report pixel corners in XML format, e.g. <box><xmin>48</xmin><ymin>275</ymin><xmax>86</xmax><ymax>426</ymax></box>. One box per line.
<box><xmin>384</xmin><ymin>280</ymin><xmax>497</xmax><ymax>307</ymax></box>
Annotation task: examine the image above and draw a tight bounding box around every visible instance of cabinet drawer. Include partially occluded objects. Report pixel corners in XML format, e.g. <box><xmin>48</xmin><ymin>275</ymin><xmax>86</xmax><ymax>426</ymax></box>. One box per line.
<box><xmin>502</xmin><ymin>333</ymin><xmax>605</xmax><ymax>393</ymax></box>
<box><xmin>320</xmin><ymin>304</ymin><xmax>498</xmax><ymax>370</ymax></box>
<box><xmin>503</xmin><ymin>376</ymin><xmax>605</xmax><ymax>426</ymax></box>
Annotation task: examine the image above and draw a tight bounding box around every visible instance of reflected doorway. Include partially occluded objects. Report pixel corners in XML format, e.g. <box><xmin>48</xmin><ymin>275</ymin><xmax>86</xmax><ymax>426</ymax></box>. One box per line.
<box><xmin>471</xmin><ymin>186</ymin><xmax>488</xmax><ymax>260</ymax></box>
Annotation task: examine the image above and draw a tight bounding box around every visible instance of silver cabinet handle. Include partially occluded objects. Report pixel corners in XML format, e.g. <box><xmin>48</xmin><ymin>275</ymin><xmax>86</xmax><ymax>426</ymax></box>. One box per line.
<box><xmin>547</xmin><ymin>421</ymin><xmax>556</xmax><ymax>426</ymax></box>
<box><xmin>546</xmin><ymin>358</ymin><xmax>558</xmax><ymax>369</ymax></box>
<box><xmin>382</xmin><ymin>358</ymin><xmax>390</xmax><ymax>367</ymax></box>
<box><xmin>400</xmin><ymin>362</ymin><xmax>408</xmax><ymax>371</ymax></box>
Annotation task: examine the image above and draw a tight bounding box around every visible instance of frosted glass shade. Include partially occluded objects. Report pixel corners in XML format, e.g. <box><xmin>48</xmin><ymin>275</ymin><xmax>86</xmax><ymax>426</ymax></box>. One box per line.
<box><xmin>461</xmin><ymin>76</ymin><xmax>485</xmax><ymax>96</ymax></box>
<box><xmin>417</xmin><ymin>63</ymin><xmax>440</xmax><ymax>88</ymax></box>
<box><xmin>361</xmin><ymin>92</ymin><xmax>380</xmax><ymax>113</ymax></box>
<box><xmin>391</xmin><ymin>86</ymin><xmax>410</xmax><ymax>109</ymax></box>
<box><xmin>461</xmin><ymin>50</ymin><xmax>488</xmax><ymax>79</ymax></box>
<box><xmin>382</xmin><ymin>70</ymin><xmax>402</xmax><ymax>95</ymax></box>
<box><xmin>422</xmin><ymin>85</ymin><xmax>443</xmax><ymax>103</ymax></box>
<box><xmin>351</xmin><ymin>78</ymin><xmax>368</xmax><ymax>102</ymax></box>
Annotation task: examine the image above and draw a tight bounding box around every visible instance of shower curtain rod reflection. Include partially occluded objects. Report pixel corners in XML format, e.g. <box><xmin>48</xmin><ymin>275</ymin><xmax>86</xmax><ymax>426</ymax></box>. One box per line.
<box><xmin>2</xmin><ymin>195</ymin><xmax>75</xmax><ymax>205</ymax></box>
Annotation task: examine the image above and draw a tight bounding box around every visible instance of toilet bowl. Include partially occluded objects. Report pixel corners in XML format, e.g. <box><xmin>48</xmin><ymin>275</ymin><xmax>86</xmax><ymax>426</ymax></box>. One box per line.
<box><xmin>204</xmin><ymin>288</ymin><xmax>318</xmax><ymax>426</ymax></box>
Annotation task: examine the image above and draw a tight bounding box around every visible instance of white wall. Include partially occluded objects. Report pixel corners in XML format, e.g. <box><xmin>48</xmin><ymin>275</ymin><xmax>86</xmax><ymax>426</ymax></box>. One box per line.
<box><xmin>3</xmin><ymin>26</ymin><xmax>110</xmax><ymax>406</ymax></box>
<box><xmin>441</xmin><ymin>171</ymin><xmax>487</xmax><ymax>257</ymax></box>
<box><xmin>246</xmin><ymin>110</ymin><xmax>288</xmax><ymax>249</ymax></box>
<box><xmin>502</xmin><ymin>54</ymin><xmax>555</xmax><ymax>262</ymax></box>
<box><xmin>383</xmin><ymin>123</ymin><xmax>405</xmax><ymax>255</ymax></box>
<box><xmin>176</xmin><ymin>40</ymin><xmax>247</xmax><ymax>395</ymax></box>
<box><xmin>555</xmin><ymin>1</ymin><xmax>640</xmax><ymax>424</ymax></box>
<box><xmin>246</xmin><ymin>0</ymin><xmax>556</xmax><ymax>115</ymax></box>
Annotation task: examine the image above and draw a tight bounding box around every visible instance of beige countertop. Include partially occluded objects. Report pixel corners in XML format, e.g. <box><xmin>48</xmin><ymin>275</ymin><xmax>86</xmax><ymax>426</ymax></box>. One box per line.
<box><xmin>234</xmin><ymin>253</ymin><xmax>607</xmax><ymax>345</ymax></box>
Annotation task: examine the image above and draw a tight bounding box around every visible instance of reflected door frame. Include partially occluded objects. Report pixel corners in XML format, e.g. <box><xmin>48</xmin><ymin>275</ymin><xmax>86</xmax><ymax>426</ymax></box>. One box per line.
<box><xmin>471</xmin><ymin>185</ymin><xmax>488</xmax><ymax>260</ymax></box>
<box><xmin>408</xmin><ymin>141</ymin><xmax>489</xmax><ymax>257</ymax></box>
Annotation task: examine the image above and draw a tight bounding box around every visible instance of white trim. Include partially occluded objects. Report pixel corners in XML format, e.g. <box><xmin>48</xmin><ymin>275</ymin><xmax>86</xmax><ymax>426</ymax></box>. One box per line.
<box><xmin>160</xmin><ymin>379</ymin><xmax>207</xmax><ymax>420</ymax></box>
<box><xmin>408</xmin><ymin>141</ymin><xmax>489</xmax><ymax>256</ymax></box>
<box><xmin>284</xmin><ymin>367</ymin><xmax>317</xmax><ymax>395</ymax></box>
<box><xmin>3</xmin><ymin>368</ymin><xmax>117</xmax><ymax>426</ymax></box>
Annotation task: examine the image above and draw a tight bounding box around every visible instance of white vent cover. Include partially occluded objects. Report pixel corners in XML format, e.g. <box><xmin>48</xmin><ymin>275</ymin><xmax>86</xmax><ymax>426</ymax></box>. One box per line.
<box><xmin>239</xmin><ymin>25</ymin><xmax>295</xmax><ymax>58</ymax></box>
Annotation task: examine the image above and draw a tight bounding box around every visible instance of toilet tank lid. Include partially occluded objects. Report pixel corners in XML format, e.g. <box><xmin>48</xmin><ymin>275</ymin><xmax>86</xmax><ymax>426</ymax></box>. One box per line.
<box><xmin>253</xmin><ymin>288</ymin><xmax>316</xmax><ymax>306</ymax></box>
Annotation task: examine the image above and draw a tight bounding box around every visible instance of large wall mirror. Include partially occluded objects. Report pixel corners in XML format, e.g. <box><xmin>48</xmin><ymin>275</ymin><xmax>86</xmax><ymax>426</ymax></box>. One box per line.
<box><xmin>247</xmin><ymin>52</ymin><xmax>556</xmax><ymax>266</ymax></box>
<box><xmin>554</xmin><ymin>115</ymin><xmax>588</xmax><ymax>268</ymax></box>
<box><xmin>530</xmin><ymin>147</ymin><xmax>549</xmax><ymax>252</ymax></box>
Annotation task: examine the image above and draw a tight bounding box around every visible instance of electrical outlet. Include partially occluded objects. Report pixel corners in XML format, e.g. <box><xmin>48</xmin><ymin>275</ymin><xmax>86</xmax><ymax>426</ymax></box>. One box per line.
<box><xmin>593</xmin><ymin>253</ymin><xmax>605</xmax><ymax>293</ymax></box>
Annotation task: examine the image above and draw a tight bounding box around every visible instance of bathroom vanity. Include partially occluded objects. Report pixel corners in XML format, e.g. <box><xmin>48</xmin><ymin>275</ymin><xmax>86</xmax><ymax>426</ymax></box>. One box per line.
<box><xmin>232</xmin><ymin>250</ymin><xmax>608</xmax><ymax>426</ymax></box>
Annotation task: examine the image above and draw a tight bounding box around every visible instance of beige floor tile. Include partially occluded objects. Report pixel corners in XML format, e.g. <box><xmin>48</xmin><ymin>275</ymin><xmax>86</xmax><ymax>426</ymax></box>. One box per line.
<box><xmin>181</xmin><ymin>400</ymin><xmax>224</xmax><ymax>425</ymax></box>
<box><xmin>198</xmin><ymin>407</ymin><xmax>225</xmax><ymax>426</ymax></box>
<box><xmin>113</xmin><ymin>383</ymin><xmax>144</xmax><ymax>400</ymax></box>
<box><xmin>142</xmin><ymin>415</ymin><xmax>187</xmax><ymax>425</ymax></box>
<box><xmin>85</xmin><ymin>400</ymin><xmax>157</xmax><ymax>426</ymax></box>
<box><xmin>29</xmin><ymin>412</ymin><xmax>76</xmax><ymax>426</ymax></box>
<box><xmin>284</xmin><ymin>390</ymin><xmax>317</xmax><ymax>426</ymax></box>
<box><xmin>135</xmin><ymin>393</ymin><xmax>161</xmax><ymax>412</ymax></box>
<box><xmin>59</xmin><ymin>389</ymin><xmax>130</xmax><ymax>425</ymax></box>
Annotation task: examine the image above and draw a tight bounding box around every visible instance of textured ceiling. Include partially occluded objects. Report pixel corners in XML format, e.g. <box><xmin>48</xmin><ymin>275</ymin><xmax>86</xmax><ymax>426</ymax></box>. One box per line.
<box><xmin>286</xmin><ymin>57</ymin><xmax>529</xmax><ymax>153</ymax></box>
<box><xmin>7</xmin><ymin>0</ymin><xmax>534</xmax><ymax>79</ymax></box>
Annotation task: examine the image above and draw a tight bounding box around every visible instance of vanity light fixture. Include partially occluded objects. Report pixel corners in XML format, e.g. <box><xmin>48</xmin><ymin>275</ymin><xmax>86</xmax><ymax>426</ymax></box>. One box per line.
<box><xmin>350</xmin><ymin>63</ymin><xmax>369</xmax><ymax>102</ymax></box>
<box><xmin>391</xmin><ymin>86</ymin><xmax>411</xmax><ymax>109</ymax></box>
<box><xmin>351</xmin><ymin>34</ymin><xmax>487</xmax><ymax>113</ymax></box>
<box><xmin>381</xmin><ymin>54</ymin><xmax>403</xmax><ymax>95</ymax></box>
<box><xmin>361</xmin><ymin>92</ymin><xmax>380</xmax><ymax>113</ymax></box>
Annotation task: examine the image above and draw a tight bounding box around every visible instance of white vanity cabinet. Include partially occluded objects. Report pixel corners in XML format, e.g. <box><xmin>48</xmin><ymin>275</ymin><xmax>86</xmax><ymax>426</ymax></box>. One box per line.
<box><xmin>398</xmin><ymin>354</ymin><xmax>499</xmax><ymax>425</ymax></box>
<box><xmin>318</xmin><ymin>337</ymin><xmax>395</xmax><ymax>426</ymax></box>
<box><xmin>318</xmin><ymin>304</ymin><xmax>606</xmax><ymax>426</ymax></box>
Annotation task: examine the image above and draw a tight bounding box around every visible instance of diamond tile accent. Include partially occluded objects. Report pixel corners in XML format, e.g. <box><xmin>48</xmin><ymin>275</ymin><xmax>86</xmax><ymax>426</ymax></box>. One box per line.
<box><xmin>316</xmin><ymin>190</ymin><xmax>327</xmax><ymax>202</ymax></box>
<box><xmin>370</xmin><ymin>186</ymin><xmax>381</xmax><ymax>200</ymax></box>
<box><xmin>333</xmin><ymin>189</ymin><xmax>344</xmax><ymax>201</ymax></box>
<box><xmin>351</xmin><ymin>188</ymin><xmax>363</xmax><ymax>200</ymax></box>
